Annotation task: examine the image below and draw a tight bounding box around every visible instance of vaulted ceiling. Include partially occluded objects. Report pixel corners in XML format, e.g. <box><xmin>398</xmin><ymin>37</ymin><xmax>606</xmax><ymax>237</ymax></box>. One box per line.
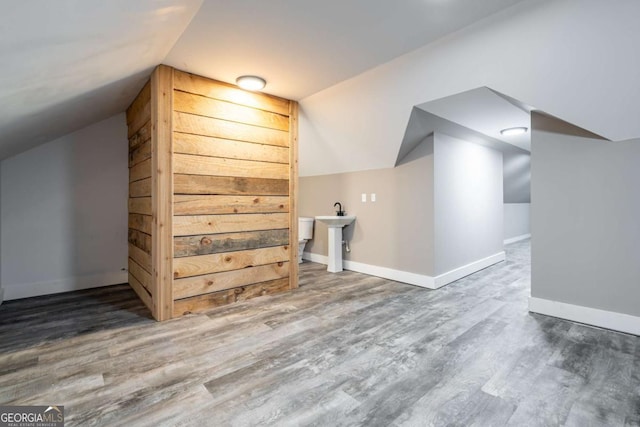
<box><xmin>0</xmin><ymin>0</ymin><xmax>527</xmax><ymax>160</ymax></box>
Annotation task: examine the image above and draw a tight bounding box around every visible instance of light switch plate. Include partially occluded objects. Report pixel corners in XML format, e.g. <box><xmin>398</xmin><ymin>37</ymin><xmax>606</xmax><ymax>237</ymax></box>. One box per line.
<box><xmin>371</xmin><ymin>193</ymin><xmax>376</xmax><ymax>202</ymax></box>
<box><xmin>361</xmin><ymin>193</ymin><xmax>367</xmax><ymax>202</ymax></box>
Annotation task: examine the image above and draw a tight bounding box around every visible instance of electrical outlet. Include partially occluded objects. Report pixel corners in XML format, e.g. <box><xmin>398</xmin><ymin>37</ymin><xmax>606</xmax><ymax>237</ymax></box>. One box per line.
<box><xmin>371</xmin><ymin>193</ymin><xmax>377</xmax><ymax>202</ymax></box>
<box><xmin>361</xmin><ymin>193</ymin><xmax>367</xmax><ymax>202</ymax></box>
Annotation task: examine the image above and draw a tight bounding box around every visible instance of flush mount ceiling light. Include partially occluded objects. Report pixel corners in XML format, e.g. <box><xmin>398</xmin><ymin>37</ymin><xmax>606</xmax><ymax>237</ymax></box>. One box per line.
<box><xmin>236</xmin><ymin>75</ymin><xmax>266</xmax><ymax>91</ymax></box>
<box><xmin>500</xmin><ymin>126</ymin><xmax>528</xmax><ymax>136</ymax></box>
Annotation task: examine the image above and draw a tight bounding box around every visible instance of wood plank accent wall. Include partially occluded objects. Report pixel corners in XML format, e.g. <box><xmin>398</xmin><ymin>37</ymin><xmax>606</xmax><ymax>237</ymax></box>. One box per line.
<box><xmin>126</xmin><ymin>65</ymin><xmax>298</xmax><ymax>321</ymax></box>
<box><xmin>172</xmin><ymin>69</ymin><xmax>298</xmax><ymax>317</ymax></box>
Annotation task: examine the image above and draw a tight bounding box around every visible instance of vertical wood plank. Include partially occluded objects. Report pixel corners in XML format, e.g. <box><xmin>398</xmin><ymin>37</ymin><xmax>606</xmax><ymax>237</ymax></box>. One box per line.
<box><xmin>288</xmin><ymin>101</ymin><xmax>299</xmax><ymax>289</ymax></box>
<box><xmin>151</xmin><ymin>65</ymin><xmax>174</xmax><ymax>321</ymax></box>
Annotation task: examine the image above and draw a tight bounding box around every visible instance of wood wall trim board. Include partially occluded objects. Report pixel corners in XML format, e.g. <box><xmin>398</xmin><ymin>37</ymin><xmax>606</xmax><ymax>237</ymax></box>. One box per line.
<box><xmin>129</xmin><ymin>139</ymin><xmax>152</xmax><ymax>167</ymax></box>
<box><xmin>174</xmin><ymin>175</ymin><xmax>289</xmax><ymax>196</ymax></box>
<box><xmin>126</xmin><ymin>81</ymin><xmax>151</xmax><ymax>124</ymax></box>
<box><xmin>128</xmin><ymin>213</ymin><xmax>152</xmax><ymax>235</ymax></box>
<box><xmin>504</xmin><ymin>234</ymin><xmax>531</xmax><ymax>245</ymax></box>
<box><xmin>128</xmin><ymin>257</ymin><xmax>152</xmax><ymax>292</ymax></box>
<box><xmin>173</xmin><ymin>111</ymin><xmax>289</xmax><ymax>148</ymax></box>
<box><xmin>173</xmin><ymin>133</ymin><xmax>289</xmax><ymax>164</ymax></box>
<box><xmin>128</xmin><ymin>197</ymin><xmax>152</xmax><ymax>215</ymax></box>
<box><xmin>173</xmin><ymin>213</ymin><xmax>289</xmax><ymax>236</ymax></box>
<box><xmin>174</xmin><ymin>245</ymin><xmax>290</xmax><ymax>278</ymax></box>
<box><xmin>174</xmin><ymin>229</ymin><xmax>290</xmax><ymax>258</ymax></box>
<box><xmin>173</xmin><ymin>195</ymin><xmax>289</xmax><ymax>216</ymax></box>
<box><xmin>173</xmin><ymin>69</ymin><xmax>290</xmax><ymax>116</ymax></box>
<box><xmin>129</xmin><ymin>178</ymin><xmax>151</xmax><ymax>198</ymax></box>
<box><xmin>128</xmin><ymin>272</ymin><xmax>153</xmax><ymax>312</ymax></box>
<box><xmin>129</xmin><ymin>158</ymin><xmax>152</xmax><ymax>183</ymax></box>
<box><xmin>289</xmin><ymin>101</ymin><xmax>299</xmax><ymax>289</ymax></box>
<box><xmin>172</xmin><ymin>277</ymin><xmax>290</xmax><ymax>317</ymax></box>
<box><xmin>151</xmin><ymin>64</ymin><xmax>174</xmax><ymax>321</ymax></box>
<box><xmin>127</xmin><ymin>100</ymin><xmax>151</xmax><ymax>138</ymax></box>
<box><xmin>173</xmin><ymin>91</ymin><xmax>289</xmax><ymax>131</ymax></box>
<box><xmin>129</xmin><ymin>243</ymin><xmax>152</xmax><ymax>273</ymax></box>
<box><xmin>529</xmin><ymin>297</ymin><xmax>640</xmax><ymax>336</ymax></box>
<box><xmin>128</xmin><ymin>229</ymin><xmax>152</xmax><ymax>254</ymax></box>
<box><xmin>128</xmin><ymin>121</ymin><xmax>151</xmax><ymax>151</ymax></box>
<box><xmin>173</xmin><ymin>153</ymin><xmax>289</xmax><ymax>180</ymax></box>
<box><xmin>433</xmin><ymin>252</ymin><xmax>506</xmax><ymax>288</ymax></box>
<box><xmin>173</xmin><ymin>262</ymin><xmax>290</xmax><ymax>300</ymax></box>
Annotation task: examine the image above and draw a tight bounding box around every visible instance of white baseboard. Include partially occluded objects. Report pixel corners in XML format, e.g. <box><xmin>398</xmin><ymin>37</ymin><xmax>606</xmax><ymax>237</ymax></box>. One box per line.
<box><xmin>302</xmin><ymin>251</ymin><xmax>505</xmax><ymax>290</ymax></box>
<box><xmin>433</xmin><ymin>252</ymin><xmax>505</xmax><ymax>288</ymax></box>
<box><xmin>529</xmin><ymin>296</ymin><xmax>640</xmax><ymax>336</ymax></box>
<box><xmin>4</xmin><ymin>271</ymin><xmax>128</xmax><ymax>301</ymax></box>
<box><xmin>504</xmin><ymin>233</ymin><xmax>531</xmax><ymax>245</ymax></box>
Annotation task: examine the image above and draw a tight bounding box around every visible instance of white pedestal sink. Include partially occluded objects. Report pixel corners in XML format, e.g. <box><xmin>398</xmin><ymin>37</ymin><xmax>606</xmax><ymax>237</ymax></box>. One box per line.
<box><xmin>315</xmin><ymin>215</ymin><xmax>356</xmax><ymax>273</ymax></box>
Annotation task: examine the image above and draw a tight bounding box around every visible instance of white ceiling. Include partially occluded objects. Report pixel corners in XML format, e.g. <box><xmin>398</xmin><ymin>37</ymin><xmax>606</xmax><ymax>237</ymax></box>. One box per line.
<box><xmin>0</xmin><ymin>0</ymin><xmax>203</xmax><ymax>159</ymax></box>
<box><xmin>164</xmin><ymin>0</ymin><xmax>527</xmax><ymax>100</ymax></box>
<box><xmin>0</xmin><ymin>0</ymin><xmax>527</xmax><ymax>159</ymax></box>
<box><xmin>417</xmin><ymin>87</ymin><xmax>533</xmax><ymax>152</ymax></box>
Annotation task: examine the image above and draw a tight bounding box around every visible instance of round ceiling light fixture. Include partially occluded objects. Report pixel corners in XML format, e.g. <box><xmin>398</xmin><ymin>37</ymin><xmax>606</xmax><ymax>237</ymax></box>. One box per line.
<box><xmin>500</xmin><ymin>126</ymin><xmax>528</xmax><ymax>136</ymax></box>
<box><xmin>236</xmin><ymin>75</ymin><xmax>266</xmax><ymax>91</ymax></box>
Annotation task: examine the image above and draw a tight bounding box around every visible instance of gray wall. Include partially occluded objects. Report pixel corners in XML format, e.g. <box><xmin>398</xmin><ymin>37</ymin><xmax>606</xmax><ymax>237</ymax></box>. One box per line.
<box><xmin>504</xmin><ymin>203</ymin><xmax>530</xmax><ymax>241</ymax></box>
<box><xmin>434</xmin><ymin>133</ymin><xmax>504</xmax><ymax>275</ymax></box>
<box><xmin>503</xmin><ymin>151</ymin><xmax>530</xmax><ymax>203</ymax></box>
<box><xmin>531</xmin><ymin>112</ymin><xmax>640</xmax><ymax>317</ymax></box>
<box><xmin>299</xmin><ymin>137</ymin><xmax>435</xmax><ymax>276</ymax></box>
<box><xmin>0</xmin><ymin>113</ymin><xmax>129</xmax><ymax>299</ymax></box>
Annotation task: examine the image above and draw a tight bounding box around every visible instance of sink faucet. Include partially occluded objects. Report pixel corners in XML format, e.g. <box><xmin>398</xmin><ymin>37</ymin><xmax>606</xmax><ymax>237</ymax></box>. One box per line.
<box><xmin>334</xmin><ymin>202</ymin><xmax>345</xmax><ymax>216</ymax></box>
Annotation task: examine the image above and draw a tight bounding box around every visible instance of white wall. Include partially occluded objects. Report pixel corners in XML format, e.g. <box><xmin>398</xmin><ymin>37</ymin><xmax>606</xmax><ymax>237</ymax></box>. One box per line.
<box><xmin>0</xmin><ymin>113</ymin><xmax>128</xmax><ymax>300</ymax></box>
<box><xmin>504</xmin><ymin>203</ymin><xmax>530</xmax><ymax>243</ymax></box>
<box><xmin>434</xmin><ymin>133</ymin><xmax>504</xmax><ymax>275</ymax></box>
<box><xmin>299</xmin><ymin>0</ymin><xmax>640</xmax><ymax>177</ymax></box>
<box><xmin>531</xmin><ymin>113</ymin><xmax>640</xmax><ymax>330</ymax></box>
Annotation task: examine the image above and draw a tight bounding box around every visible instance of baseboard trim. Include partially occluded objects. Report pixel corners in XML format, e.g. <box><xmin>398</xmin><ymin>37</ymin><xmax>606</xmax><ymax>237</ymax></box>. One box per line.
<box><xmin>4</xmin><ymin>271</ymin><xmax>128</xmax><ymax>301</ymax></box>
<box><xmin>0</xmin><ymin>287</ymin><xmax>4</xmax><ymax>306</ymax></box>
<box><xmin>302</xmin><ymin>251</ymin><xmax>505</xmax><ymax>290</ymax></box>
<box><xmin>529</xmin><ymin>296</ymin><xmax>640</xmax><ymax>336</ymax></box>
<box><xmin>433</xmin><ymin>252</ymin><xmax>506</xmax><ymax>289</ymax></box>
<box><xmin>504</xmin><ymin>233</ymin><xmax>531</xmax><ymax>245</ymax></box>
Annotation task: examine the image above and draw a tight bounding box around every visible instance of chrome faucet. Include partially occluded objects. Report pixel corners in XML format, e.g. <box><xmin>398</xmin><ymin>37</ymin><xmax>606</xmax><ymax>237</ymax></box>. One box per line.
<box><xmin>334</xmin><ymin>202</ymin><xmax>345</xmax><ymax>216</ymax></box>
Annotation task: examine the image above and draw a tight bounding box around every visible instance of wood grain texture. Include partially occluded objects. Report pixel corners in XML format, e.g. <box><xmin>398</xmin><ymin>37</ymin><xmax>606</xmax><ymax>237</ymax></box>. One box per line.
<box><xmin>173</xmin><ymin>277</ymin><xmax>290</xmax><ymax>317</ymax></box>
<box><xmin>173</xmin><ymin>69</ymin><xmax>290</xmax><ymax>116</ymax></box>
<box><xmin>174</xmin><ymin>91</ymin><xmax>289</xmax><ymax>131</ymax></box>
<box><xmin>173</xmin><ymin>213</ymin><xmax>288</xmax><ymax>236</ymax></box>
<box><xmin>174</xmin><ymin>195</ymin><xmax>288</xmax><ymax>216</ymax></box>
<box><xmin>174</xmin><ymin>229</ymin><xmax>290</xmax><ymax>258</ymax></box>
<box><xmin>128</xmin><ymin>243</ymin><xmax>151</xmax><ymax>274</ymax></box>
<box><xmin>173</xmin><ymin>132</ymin><xmax>289</xmax><ymax>164</ymax></box>
<box><xmin>128</xmin><ymin>257</ymin><xmax>152</xmax><ymax>292</ymax></box>
<box><xmin>128</xmin><ymin>121</ymin><xmax>151</xmax><ymax>151</ymax></box>
<box><xmin>174</xmin><ymin>111</ymin><xmax>289</xmax><ymax>148</ymax></box>
<box><xmin>129</xmin><ymin>158</ymin><xmax>151</xmax><ymax>182</ymax></box>
<box><xmin>128</xmin><ymin>197</ymin><xmax>151</xmax><ymax>215</ymax></box>
<box><xmin>128</xmin><ymin>213</ymin><xmax>152</xmax><ymax>235</ymax></box>
<box><xmin>129</xmin><ymin>178</ymin><xmax>151</xmax><ymax>198</ymax></box>
<box><xmin>129</xmin><ymin>139</ymin><xmax>151</xmax><ymax>167</ymax></box>
<box><xmin>128</xmin><ymin>229</ymin><xmax>151</xmax><ymax>254</ymax></box>
<box><xmin>173</xmin><ymin>153</ymin><xmax>289</xmax><ymax>180</ymax></box>
<box><xmin>126</xmin><ymin>81</ymin><xmax>150</xmax><ymax>124</ymax></box>
<box><xmin>288</xmin><ymin>101</ymin><xmax>299</xmax><ymax>290</ymax></box>
<box><xmin>2</xmin><ymin>242</ymin><xmax>639</xmax><ymax>426</ymax></box>
<box><xmin>150</xmin><ymin>64</ymin><xmax>174</xmax><ymax>321</ymax></box>
<box><xmin>128</xmin><ymin>272</ymin><xmax>153</xmax><ymax>311</ymax></box>
<box><xmin>174</xmin><ymin>174</ymin><xmax>289</xmax><ymax>196</ymax></box>
<box><xmin>173</xmin><ymin>245</ymin><xmax>290</xmax><ymax>278</ymax></box>
<box><xmin>173</xmin><ymin>262</ymin><xmax>289</xmax><ymax>299</ymax></box>
<box><xmin>127</xmin><ymin>100</ymin><xmax>151</xmax><ymax>139</ymax></box>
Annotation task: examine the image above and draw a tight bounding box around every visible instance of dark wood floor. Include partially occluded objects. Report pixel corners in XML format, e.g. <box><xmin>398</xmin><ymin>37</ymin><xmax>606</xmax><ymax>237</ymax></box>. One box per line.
<box><xmin>1</xmin><ymin>240</ymin><xmax>638</xmax><ymax>426</ymax></box>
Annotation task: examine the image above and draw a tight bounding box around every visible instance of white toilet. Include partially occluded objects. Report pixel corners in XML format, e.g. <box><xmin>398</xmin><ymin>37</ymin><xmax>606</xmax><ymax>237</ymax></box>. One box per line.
<box><xmin>298</xmin><ymin>217</ymin><xmax>315</xmax><ymax>263</ymax></box>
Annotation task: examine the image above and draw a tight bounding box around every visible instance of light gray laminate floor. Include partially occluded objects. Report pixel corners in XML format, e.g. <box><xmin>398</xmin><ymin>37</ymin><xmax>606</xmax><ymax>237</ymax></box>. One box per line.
<box><xmin>0</xmin><ymin>240</ymin><xmax>639</xmax><ymax>426</ymax></box>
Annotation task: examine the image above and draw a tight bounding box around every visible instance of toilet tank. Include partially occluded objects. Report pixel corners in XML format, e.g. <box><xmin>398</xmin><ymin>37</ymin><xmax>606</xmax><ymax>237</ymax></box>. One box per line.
<box><xmin>298</xmin><ymin>217</ymin><xmax>314</xmax><ymax>240</ymax></box>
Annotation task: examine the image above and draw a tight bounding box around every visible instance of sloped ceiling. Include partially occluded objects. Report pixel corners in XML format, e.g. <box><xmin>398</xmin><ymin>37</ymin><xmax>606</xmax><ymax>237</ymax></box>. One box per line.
<box><xmin>1</xmin><ymin>0</ymin><xmax>526</xmax><ymax>160</ymax></box>
<box><xmin>0</xmin><ymin>0</ymin><xmax>203</xmax><ymax>160</ymax></box>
